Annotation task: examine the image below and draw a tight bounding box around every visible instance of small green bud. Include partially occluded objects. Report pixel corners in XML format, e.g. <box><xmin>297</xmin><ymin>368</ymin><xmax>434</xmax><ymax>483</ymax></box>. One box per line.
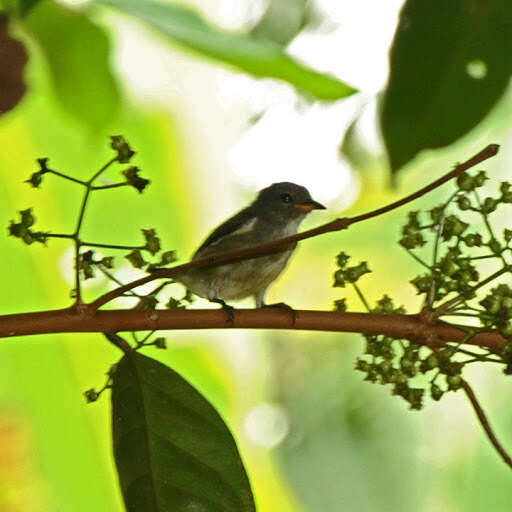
<box><xmin>440</xmin><ymin>259</ymin><xmax>458</xmax><ymax>276</ymax></box>
<box><xmin>111</xmin><ymin>135</ymin><xmax>135</xmax><ymax>163</ymax></box>
<box><xmin>336</xmin><ymin>252</ymin><xmax>350</xmax><ymax>268</ymax></box>
<box><xmin>501</xmin><ymin>322</ymin><xmax>512</xmax><ymax>340</ymax></box>
<box><xmin>125</xmin><ymin>249</ymin><xmax>146</xmax><ymax>268</ymax></box>
<box><xmin>481</xmin><ymin>197</ymin><xmax>498</xmax><ymax>214</ymax></box>
<box><xmin>333</xmin><ymin>269</ymin><xmax>346</xmax><ymax>287</ymax></box>
<box><xmin>446</xmin><ymin>375</ymin><xmax>462</xmax><ymax>391</ymax></box>
<box><xmin>464</xmin><ymin>233</ymin><xmax>482</xmax><ymax>247</ymax></box>
<box><xmin>101</xmin><ymin>256</ymin><xmax>114</xmax><ymax>268</ymax></box>
<box><xmin>499</xmin><ymin>181</ymin><xmax>511</xmax><ymax>195</ymax></box>
<box><xmin>122</xmin><ymin>166</ymin><xmax>150</xmax><ymax>193</ymax></box>
<box><xmin>474</xmin><ymin>170</ymin><xmax>488</xmax><ymax>187</ymax></box>
<box><xmin>137</xmin><ymin>296</ymin><xmax>158</xmax><ymax>311</ymax></box>
<box><xmin>166</xmin><ymin>297</ymin><xmax>185</xmax><ymax>309</ymax></box>
<box><xmin>431</xmin><ymin>383</ymin><xmax>443</xmax><ymax>401</ymax></box>
<box><xmin>154</xmin><ymin>337</ymin><xmax>167</xmax><ymax>349</ymax></box>
<box><xmin>456</xmin><ymin>195</ymin><xmax>472</xmax><ymax>211</ymax></box>
<box><xmin>333</xmin><ymin>298</ymin><xmax>347</xmax><ymax>312</ymax></box>
<box><xmin>425</xmin><ymin>354</ymin><xmax>438</xmax><ymax>370</ymax></box>
<box><xmin>456</xmin><ymin>173</ymin><xmax>475</xmax><ymax>191</ymax></box>
<box><xmin>142</xmin><ymin>228</ymin><xmax>161</xmax><ymax>255</ymax></box>
<box><xmin>161</xmin><ymin>251</ymin><xmax>177</xmax><ymax>264</ymax></box>
<box><xmin>355</xmin><ymin>358</ymin><xmax>370</xmax><ymax>372</ymax></box>
<box><xmin>429</xmin><ymin>205</ymin><xmax>444</xmax><ymax>223</ymax></box>
<box><xmin>22</xmin><ymin>232</ymin><xmax>34</xmax><ymax>245</ymax></box>
<box><xmin>375</xmin><ymin>295</ymin><xmax>395</xmax><ymax>313</ymax></box>
<box><xmin>19</xmin><ymin>208</ymin><xmax>35</xmax><ymax>227</ymax></box>
<box><xmin>411</xmin><ymin>274</ymin><xmax>431</xmax><ymax>294</ymax></box>
<box><xmin>26</xmin><ymin>172</ymin><xmax>43</xmax><ymax>188</ymax></box>
<box><xmin>84</xmin><ymin>388</ymin><xmax>99</xmax><ymax>403</ymax></box>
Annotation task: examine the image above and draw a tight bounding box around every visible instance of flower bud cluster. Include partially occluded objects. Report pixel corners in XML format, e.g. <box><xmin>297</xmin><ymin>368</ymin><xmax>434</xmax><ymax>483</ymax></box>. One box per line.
<box><xmin>332</xmin><ymin>252</ymin><xmax>371</xmax><ymax>288</ymax></box>
<box><xmin>8</xmin><ymin>208</ymin><xmax>48</xmax><ymax>245</ymax></box>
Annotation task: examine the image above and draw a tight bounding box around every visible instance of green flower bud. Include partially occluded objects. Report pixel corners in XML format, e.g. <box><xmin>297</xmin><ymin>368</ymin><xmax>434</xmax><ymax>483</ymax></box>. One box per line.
<box><xmin>125</xmin><ymin>249</ymin><xmax>146</xmax><ymax>268</ymax></box>
<box><xmin>447</xmin><ymin>375</ymin><xmax>462</xmax><ymax>391</ymax></box>
<box><xmin>481</xmin><ymin>197</ymin><xmax>498</xmax><ymax>214</ymax></box>
<box><xmin>336</xmin><ymin>252</ymin><xmax>350</xmax><ymax>268</ymax></box>
<box><xmin>431</xmin><ymin>383</ymin><xmax>443</xmax><ymax>401</ymax></box>
<box><xmin>474</xmin><ymin>170</ymin><xmax>488</xmax><ymax>187</ymax></box>
<box><xmin>111</xmin><ymin>135</ymin><xmax>135</xmax><ymax>163</ymax></box>
<box><xmin>154</xmin><ymin>337</ymin><xmax>167</xmax><ymax>349</ymax></box>
<box><xmin>333</xmin><ymin>298</ymin><xmax>347</xmax><ymax>312</ymax></box>
<box><xmin>355</xmin><ymin>358</ymin><xmax>370</xmax><ymax>372</ymax></box>
<box><xmin>457</xmin><ymin>173</ymin><xmax>475</xmax><ymax>191</ymax></box>
<box><xmin>429</xmin><ymin>206</ymin><xmax>444</xmax><ymax>223</ymax></box>
<box><xmin>464</xmin><ymin>233</ymin><xmax>482</xmax><ymax>247</ymax></box>
<box><xmin>456</xmin><ymin>195</ymin><xmax>472</xmax><ymax>211</ymax></box>
<box><xmin>333</xmin><ymin>269</ymin><xmax>346</xmax><ymax>287</ymax></box>
<box><xmin>84</xmin><ymin>389</ymin><xmax>99</xmax><ymax>403</ymax></box>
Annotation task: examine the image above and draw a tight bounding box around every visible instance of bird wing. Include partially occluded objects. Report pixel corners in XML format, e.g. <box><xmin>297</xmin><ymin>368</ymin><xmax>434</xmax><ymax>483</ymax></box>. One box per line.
<box><xmin>195</xmin><ymin>206</ymin><xmax>257</xmax><ymax>254</ymax></box>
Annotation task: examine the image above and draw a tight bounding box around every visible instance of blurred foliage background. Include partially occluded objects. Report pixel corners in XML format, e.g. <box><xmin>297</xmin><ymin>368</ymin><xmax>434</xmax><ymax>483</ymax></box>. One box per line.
<box><xmin>0</xmin><ymin>0</ymin><xmax>512</xmax><ymax>511</ymax></box>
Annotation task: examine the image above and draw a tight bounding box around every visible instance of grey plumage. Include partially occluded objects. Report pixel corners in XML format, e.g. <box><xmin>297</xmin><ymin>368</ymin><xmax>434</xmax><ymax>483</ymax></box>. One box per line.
<box><xmin>178</xmin><ymin>182</ymin><xmax>325</xmax><ymax>307</ymax></box>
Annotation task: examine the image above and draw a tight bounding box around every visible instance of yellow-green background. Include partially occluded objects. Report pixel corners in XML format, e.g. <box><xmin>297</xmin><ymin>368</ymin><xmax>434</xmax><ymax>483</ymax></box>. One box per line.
<box><xmin>1</xmin><ymin>2</ymin><xmax>512</xmax><ymax>511</ymax></box>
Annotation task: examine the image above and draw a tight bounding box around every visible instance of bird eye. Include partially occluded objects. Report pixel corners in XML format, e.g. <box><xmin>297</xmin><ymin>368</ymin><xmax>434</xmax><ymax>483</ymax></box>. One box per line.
<box><xmin>281</xmin><ymin>193</ymin><xmax>293</xmax><ymax>204</ymax></box>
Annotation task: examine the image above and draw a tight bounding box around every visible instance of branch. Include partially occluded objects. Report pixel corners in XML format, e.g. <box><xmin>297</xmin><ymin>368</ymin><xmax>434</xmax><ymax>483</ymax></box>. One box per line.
<box><xmin>462</xmin><ymin>380</ymin><xmax>512</xmax><ymax>469</ymax></box>
<box><xmin>0</xmin><ymin>308</ymin><xmax>506</xmax><ymax>350</ymax></box>
<box><xmin>88</xmin><ymin>144</ymin><xmax>500</xmax><ymax>312</ymax></box>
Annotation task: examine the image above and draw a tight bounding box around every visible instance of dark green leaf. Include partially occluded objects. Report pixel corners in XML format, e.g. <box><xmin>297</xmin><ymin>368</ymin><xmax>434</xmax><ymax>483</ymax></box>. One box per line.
<box><xmin>112</xmin><ymin>352</ymin><xmax>255</xmax><ymax>512</ymax></box>
<box><xmin>100</xmin><ymin>0</ymin><xmax>356</xmax><ymax>100</ymax></box>
<box><xmin>26</xmin><ymin>1</ymin><xmax>120</xmax><ymax>129</ymax></box>
<box><xmin>381</xmin><ymin>0</ymin><xmax>512</xmax><ymax>173</ymax></box>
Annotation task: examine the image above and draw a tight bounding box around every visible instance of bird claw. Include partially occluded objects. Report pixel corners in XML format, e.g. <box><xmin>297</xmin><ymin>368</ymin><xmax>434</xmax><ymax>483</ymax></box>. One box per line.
<box><xmin>211</xmin><ymin>298</ymin><xmax>235</xmax><ymax>324</ymax></box>
<box><xmin>262</xmin><ymin>302</ymin><xmax>297</xmax><ymax>326</ymax></box>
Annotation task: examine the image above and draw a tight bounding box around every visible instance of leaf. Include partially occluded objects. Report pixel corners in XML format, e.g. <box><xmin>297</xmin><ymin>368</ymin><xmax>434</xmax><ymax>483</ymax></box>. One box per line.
<box><xmin>111</xmin><ymin>352</ymin><xmax>255</xmax><ymax>512</ymax></box>
<box><xmin>381</xmin><ymin>0</ymin><xmax>512</xmax><ymax>173</ymax></box>
<box><xmin>0</xmin><ymin>13</ymin><xmax>28</xmax><ymax>115</ymax></box>
<box><xmin>100</xmin><ymin>0</ymin><xmax>356</xmax><ymax>101</ymax></box>
<box><xmin>26</xmin><ymin>1</ymin><xmax>120</xmax><ymax>130</ymax></box>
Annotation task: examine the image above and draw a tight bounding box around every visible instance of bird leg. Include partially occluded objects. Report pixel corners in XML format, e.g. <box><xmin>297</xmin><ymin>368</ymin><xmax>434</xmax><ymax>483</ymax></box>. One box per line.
<box><xmin>210</xmin><ymin>298</ymin><xmax>235</xmax><ymax>324</ymax></box>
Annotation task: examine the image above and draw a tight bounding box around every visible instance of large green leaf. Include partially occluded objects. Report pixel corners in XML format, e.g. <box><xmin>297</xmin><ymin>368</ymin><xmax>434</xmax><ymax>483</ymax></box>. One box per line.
<box><xmin>112</xmin><ymin>352</ymin><xmax>255</xmax><ymax>512</ymax></box>
<box><xmin>100</xmin><ymin>0</ymin><xmax>356</xmax><ymax>100</ymax></box>
<box><xmin>381</xmin><ymin>0</ymin><xmax>512</xmax><ymax>173</ymax></box>
<box><xmin>26</xmin><ymin>1</ymin><xmax>120</xmax><ymax>130</ymax></box>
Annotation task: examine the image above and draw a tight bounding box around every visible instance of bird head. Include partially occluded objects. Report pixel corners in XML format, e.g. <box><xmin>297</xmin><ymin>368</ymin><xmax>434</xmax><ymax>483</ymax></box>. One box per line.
<box><xmin>254</xmin><ymin>182</ymin><xmax>325</xmax><ymax>221</ymax></box>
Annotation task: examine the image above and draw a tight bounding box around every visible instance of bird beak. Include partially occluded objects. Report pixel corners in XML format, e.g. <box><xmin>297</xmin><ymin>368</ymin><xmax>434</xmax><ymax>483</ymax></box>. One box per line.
<box><xmin>294</xmin><ymin>200</ymin><xmax>326</xmax><ymax>212</ymax></box>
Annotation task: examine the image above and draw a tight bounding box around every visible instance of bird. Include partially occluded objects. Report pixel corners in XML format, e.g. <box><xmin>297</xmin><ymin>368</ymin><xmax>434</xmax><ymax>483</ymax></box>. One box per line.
<box><xmin>177</xmin><ymin>182</ymin><xmax>325</xmax><ymax>311</ymax></box>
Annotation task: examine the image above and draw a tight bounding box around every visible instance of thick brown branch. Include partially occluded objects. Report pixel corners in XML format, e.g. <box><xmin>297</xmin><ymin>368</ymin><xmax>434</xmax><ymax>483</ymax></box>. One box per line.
<box><xmin>0</xmin><ymin>308</ymin><xmax>506</xmax><ymax>351</ymax></box>
<box><xmin>88</xmin><ymin>144</ymin><xmax>499</xmax><ymax>312</ymax></box>
<box><xmin>462</xmin><ymin>380</ymin><xmax>512</xmax><ymax>469</ymax></box>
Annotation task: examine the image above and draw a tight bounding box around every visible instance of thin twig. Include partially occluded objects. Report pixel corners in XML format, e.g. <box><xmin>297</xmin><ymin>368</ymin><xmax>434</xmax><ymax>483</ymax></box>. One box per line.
<box><xmin>461</xmin><ymin>380</ymin><xmax>512</xmax><ymax>469</ymax></box>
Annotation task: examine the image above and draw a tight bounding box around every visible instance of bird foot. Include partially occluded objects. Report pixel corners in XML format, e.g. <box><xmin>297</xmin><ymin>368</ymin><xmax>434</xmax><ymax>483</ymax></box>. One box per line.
<box><xmin>262</xmin><ymin>302</ymin><xmax>297</xmax><ymax>326</ymax></box>
<box><xmin>211</xmin><ymin>298</ymin><xmax>235</xmax><ymax>324</ymax></box>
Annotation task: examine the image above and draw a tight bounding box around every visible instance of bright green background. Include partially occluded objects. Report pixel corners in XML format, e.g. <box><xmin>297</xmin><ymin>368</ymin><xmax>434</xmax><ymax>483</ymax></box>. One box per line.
<box><xmin>1</xmin><ymin>1</ymin><xmax>512</xmax><ymax>511</ymax></box>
